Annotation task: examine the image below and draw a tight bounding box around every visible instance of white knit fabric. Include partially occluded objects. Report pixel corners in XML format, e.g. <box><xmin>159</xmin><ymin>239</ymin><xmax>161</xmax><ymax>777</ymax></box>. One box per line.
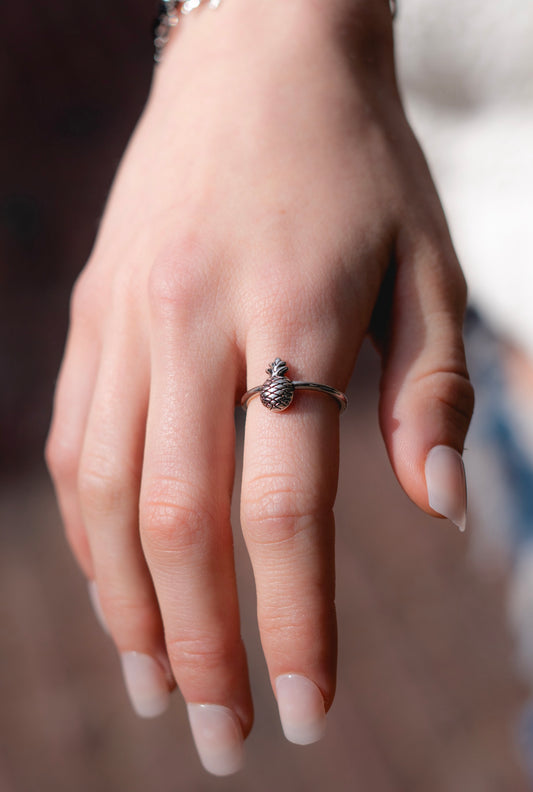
<box><xmin>395</xmin><ymin>0</ymin><xmax>533</xmax><ymax>357</ymax></box>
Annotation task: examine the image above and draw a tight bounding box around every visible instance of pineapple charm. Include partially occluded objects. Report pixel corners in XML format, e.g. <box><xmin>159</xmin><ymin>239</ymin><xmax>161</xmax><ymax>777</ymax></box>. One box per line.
<box><xmin>241</xmin><ymin>356</ymin><xmax>347</xmax><ymax>412</ymax></box>
<box><xmin>260</xmin><ymin>358</ymin><xmax>295</xmax><ymax>412</ymax></box>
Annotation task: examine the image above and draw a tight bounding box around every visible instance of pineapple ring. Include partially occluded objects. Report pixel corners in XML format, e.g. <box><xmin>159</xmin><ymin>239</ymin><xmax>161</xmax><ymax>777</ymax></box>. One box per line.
<box><xmin>241</xmin><ymin>358</ymin><xmax>347</xmax><ymax>413</ymax></box>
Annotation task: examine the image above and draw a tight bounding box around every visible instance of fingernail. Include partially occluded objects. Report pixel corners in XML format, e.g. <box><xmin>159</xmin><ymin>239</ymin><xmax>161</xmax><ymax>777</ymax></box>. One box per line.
<box><xmin>88</xmin><ymin>580</ymin><xmax>109</xmax><ymax>635</ymax></box>
<box><xmin>425</xmin><ymin>445</ymin><xmax>467</xmax><ymax>532</ymax></box>
<box><xmin>120</xmin><ymin>652</ymin><xmax>170</xmax><ymax>718</ymax></box>
<box><xmin>187</xmin><ymin>704</ymin><xmax>244</xmax><ymax>776</ymax></box>
<box><xmin>275</xmin><ymin>674</ymin><xmax>326</xmax><ymax>745</ymax></box>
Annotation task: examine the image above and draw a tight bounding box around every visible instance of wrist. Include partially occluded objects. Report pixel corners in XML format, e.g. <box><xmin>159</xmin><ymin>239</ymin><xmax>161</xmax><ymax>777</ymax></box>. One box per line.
<box><xmin>156</xmin><ymin>0</ymin><xmax>396</xmax><ymax>87</ymax></box>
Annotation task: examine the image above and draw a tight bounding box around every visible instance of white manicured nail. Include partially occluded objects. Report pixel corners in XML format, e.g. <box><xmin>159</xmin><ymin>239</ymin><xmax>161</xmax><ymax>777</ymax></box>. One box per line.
<box><xmin>425</xmin><ymin>445</ymin><xmax>467</xmax><ymax>532</ymax></box>
<box><xmin>187</xmin><ymin>704</ymin><xmax>244</xmax><ymax>776</ymax></box>
<box><xmin>88</xmin><ymin>580</ymin><xmax>109</xmax><ymax>635</ymax></box>
<box><xmin>120</xmin><ymin>652</ymin><xmax>170</xmax><ymax>718</ymax></box>
<box><xmin>275</xmin><ymin>674</ymin><xmax>326</xmax><ymax>745</ymax></box>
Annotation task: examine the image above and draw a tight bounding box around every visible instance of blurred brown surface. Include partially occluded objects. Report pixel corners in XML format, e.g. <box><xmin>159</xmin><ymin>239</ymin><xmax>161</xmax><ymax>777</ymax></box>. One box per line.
<box><xmin>0</xmin><ymin>3</ymin><xmax>530</xmax><ymax>791</ymax></box>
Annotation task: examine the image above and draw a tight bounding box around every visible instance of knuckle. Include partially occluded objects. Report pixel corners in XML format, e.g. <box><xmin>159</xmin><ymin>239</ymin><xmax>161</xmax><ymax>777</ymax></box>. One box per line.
<box><xmin>148</xmin><ymin>238</ymin><xmax>213</xmax><ymax>320</ymax></box>
<box><xmin>140</xmin><ymin>489</ymin><xmax>213</xmax><ymax>555</ymax></box>
<box><xmin>78</xmin><ymin>459</ymin><xmax>129</xmax><ymax>515</ymax></box>
<box><xmin>45</xmin><ymin>431</ymin><xmax>79</xmax><ymax>483</ymax></box>
<box><xmin>435</xmin><ymin>371</ymin><xmax>475</xmax><ymax>426</ymax></box>
<box><xmin>258</xmin><ymin>609</ymin><xmax>315</xmax><ymax>647</ymax></box>
<box><xmin>70</xmin><ymin>266</ymin><xmax>99</xmax><ymax>324</ymax></box>
<box><xmin>166</xmin><ymin>634</ymin><xmax>236</xmax><ymax>675</ymax></box>
<box><xmin>257</xmin><ymin>599</ymin><xmax>336</xmax><ymax>674</ymax></box>
<box><xmin>419</xmin><ymin>368</ymin><xmax>475</xmax><ymax>428</ymax></box>
<box><xmin>242</xmin><ymin>474</ymin><xmax>330</xmax><ymax>546</ymax></box>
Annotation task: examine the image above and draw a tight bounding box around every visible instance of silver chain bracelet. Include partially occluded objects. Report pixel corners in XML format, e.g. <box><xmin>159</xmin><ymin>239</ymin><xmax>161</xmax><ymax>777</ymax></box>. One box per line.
<box><xmin>154</xmin><ymin>0</ymin><xmax>397</xmax><ymax>64</ymax></box>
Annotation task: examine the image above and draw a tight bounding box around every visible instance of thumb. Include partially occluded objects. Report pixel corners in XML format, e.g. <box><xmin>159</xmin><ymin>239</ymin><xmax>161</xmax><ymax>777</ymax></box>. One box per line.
<box><xmin>374</xmin><ymin>231</ymin><xmax>475</xmax><ymax>531</ymax></box>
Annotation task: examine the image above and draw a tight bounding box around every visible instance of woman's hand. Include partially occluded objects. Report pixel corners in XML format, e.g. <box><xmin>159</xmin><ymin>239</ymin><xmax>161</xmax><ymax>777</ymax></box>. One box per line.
<box><xmin>46</xmin><ymin>0</ymin><xmax>473</xmax><ymax>776</ymax></box>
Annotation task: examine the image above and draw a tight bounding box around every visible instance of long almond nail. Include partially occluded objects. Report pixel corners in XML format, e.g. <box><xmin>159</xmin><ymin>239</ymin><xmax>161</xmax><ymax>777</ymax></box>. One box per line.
<box><xmin>120</xmin><ymin>652</ymin><xmax>170</xmax><ymax>718</ymax></box>
<box><xmin>88</xmin><ymin>580</ymin><xmax>109</xmax><ymax>635</ymax></box>
<box><xmin>425</xmin><ymin>445</ymin><xmax>467</xmax><ymax>532</ymax></box>
<box><xmin>275</xmin><ymin>674</ymin><xmax>326</xmax><ymax>745</ymax></box>
<box><xmin>187</xmin><ymin>704</ymin><xmax>244</xmax><ymax>776</ymax></box>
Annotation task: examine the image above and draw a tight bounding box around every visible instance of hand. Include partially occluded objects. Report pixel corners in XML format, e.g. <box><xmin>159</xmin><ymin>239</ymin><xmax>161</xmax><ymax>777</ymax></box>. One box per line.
<box><xmin>46</xmin><ymin>0</ymin><xmax>474</xmax><ymax>776</ymax></box>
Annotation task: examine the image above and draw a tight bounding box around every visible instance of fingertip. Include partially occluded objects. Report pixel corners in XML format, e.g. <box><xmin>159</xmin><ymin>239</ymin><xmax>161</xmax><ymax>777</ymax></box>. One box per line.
<box><xmin>425</xmin><ymin>445</ymin><xmax>467</xmax><ymax>532</ymax></box>
<box><xmin>275</xmin><ymin>674</ymin><xmax>327</xmax><ymax>745</ymax></box>
<box><xmin>187</xmin><ymin>703</ymin><xmax>245</xmax><ymax>776</ymax></box>
<box><xmin>120</xmin><ymin>651</ymin><xmax>171</xmax><ymax>718</ymax></box>
<box><xmin>379</xmin><ymin>371</ymin><xmax>473</xmax><ymax>528</ymax></box>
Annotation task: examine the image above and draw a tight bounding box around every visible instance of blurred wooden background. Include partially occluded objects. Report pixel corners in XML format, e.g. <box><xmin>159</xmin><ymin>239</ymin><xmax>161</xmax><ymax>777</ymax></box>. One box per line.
<box><xmin>0</xmin><ymin>3</ymin><xmax>530</xmax><ymax>790</ymax></box>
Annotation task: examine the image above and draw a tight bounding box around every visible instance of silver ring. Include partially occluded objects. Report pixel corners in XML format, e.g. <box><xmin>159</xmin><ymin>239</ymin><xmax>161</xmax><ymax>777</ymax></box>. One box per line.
<box><xmin>241</xmin><ymin>358</ymin><xmax>347</xmax><ymax>413</ymax></box>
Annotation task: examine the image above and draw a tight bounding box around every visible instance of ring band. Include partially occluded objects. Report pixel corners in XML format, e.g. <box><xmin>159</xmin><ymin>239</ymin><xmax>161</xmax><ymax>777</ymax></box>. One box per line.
<box><xmin>241</xmin><ymin>358</ymin><xmax>347</xmax><ymax>413</ymax></box>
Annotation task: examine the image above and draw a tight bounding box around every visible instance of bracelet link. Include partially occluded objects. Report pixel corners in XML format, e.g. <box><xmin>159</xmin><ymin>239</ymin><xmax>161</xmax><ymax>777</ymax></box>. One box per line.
<box><xmin>154</xmin><ymin>0</ymin><xmax>224</xmax><ymax>63</ymax></box>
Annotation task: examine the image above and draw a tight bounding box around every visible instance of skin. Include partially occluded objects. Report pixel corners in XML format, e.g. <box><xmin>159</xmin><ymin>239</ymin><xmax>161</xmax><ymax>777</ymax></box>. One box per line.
<box><xmin>46</xmin><ymin>0</ymin><xmax>474</xmax><ymax>743</ymax></box>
